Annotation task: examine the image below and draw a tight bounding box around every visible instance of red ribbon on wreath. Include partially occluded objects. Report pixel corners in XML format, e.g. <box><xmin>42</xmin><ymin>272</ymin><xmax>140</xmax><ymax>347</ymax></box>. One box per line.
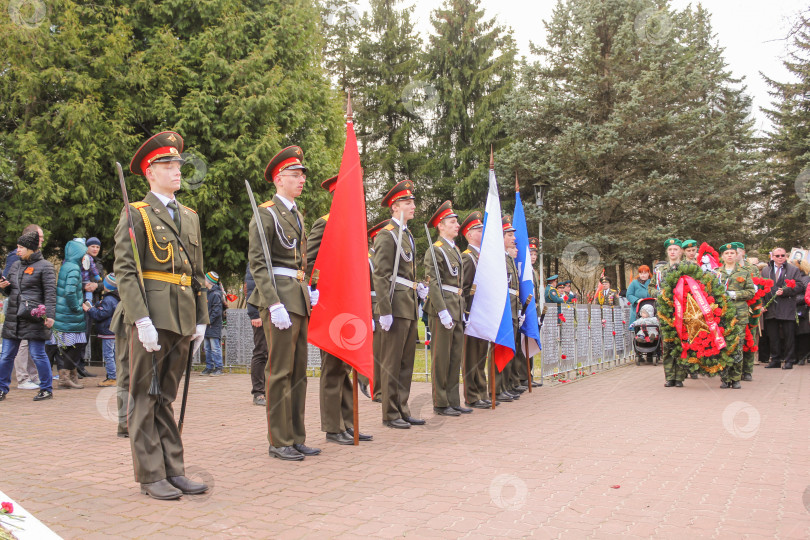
<box><xmin>673</xmin><ymin>275</ymin><xmax>726</xmax><ymax>350</ymax></box>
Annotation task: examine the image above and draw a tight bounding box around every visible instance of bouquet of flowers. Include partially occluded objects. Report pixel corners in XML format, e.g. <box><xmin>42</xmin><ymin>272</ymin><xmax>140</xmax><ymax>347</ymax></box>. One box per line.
<box><xmin>0</xmin><ymin>501</ymin><xmax>25</xmax><ymax>532</ymax></box>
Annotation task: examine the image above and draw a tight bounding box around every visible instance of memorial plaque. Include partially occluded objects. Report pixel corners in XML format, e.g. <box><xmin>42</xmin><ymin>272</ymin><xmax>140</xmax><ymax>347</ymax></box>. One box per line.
<box><xmin>560</xmin><ymin>305</ymin><xmax>577</xmax><ymax>371</ymax></box>
<box><xmin>602</xmin><ymin>306</ymin><xmax>614</xmax><ymax>360</ymax></box>
<box><xmin>576</xmin><ymin>305</ymin><xmax>591</xmax><ymax>368</ymax></box>
<box><xmin>541</xmin><ymin>318</ymin><xmax>559</xmax><ymax>377</ymax></box>
<box><xmin>590</xmin><ymin>305</ymin><xmax>603</xmax><ymax>364</ymax></box>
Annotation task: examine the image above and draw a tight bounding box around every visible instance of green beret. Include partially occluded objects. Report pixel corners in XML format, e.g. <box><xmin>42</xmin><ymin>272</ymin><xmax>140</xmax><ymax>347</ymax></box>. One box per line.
<box><xmin>664</xmin><ymin>238</ymin><xmax>682</xmax><ymax>249</ymax></box>
<box><xmin>719</xmin><ymin>242</ymin><xmax>736</xmax><ymax>253</ymax></box>
<box><xmin>731</xmin><ymin>242</ymin><xmax>744</xmax><ymax>250</ymax></box>
<box><xmin>681</xmin><ymin>239</ymin><xmax>697</xmax><ymax>249</ymax></box>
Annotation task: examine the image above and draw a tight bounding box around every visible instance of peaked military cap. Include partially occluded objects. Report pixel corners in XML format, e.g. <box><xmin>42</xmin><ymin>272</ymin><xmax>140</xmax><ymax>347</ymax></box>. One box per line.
<box><xmin>681</xmin><ymin>239</ymin><xmax>697</xmax><ymax>249</ymax></box>
<box><xmin>381</xmin><ymin>179</ymin><xmax>415</xmax><ymax>207</ymax></box>
<box><xmin>664</xmin><ymin>238</ymin><xmax>682</xmax><ymax>249</ymax></box>
<box><xmin>368</xmin><ymin>219</ymin><xmax>389</xmax><ymax>239</ymax></box>
<box><xmin>547</xmin><ymin>274</ymin><xmax>559</xmax><ymax>282</ymax></box>
<box><xmin>321</xmin><ymin>174</ymin><xmax>338</xmax><ymax>193</ymax></box>
<box><xmin>528</xmin><ymin>237</ymin><xmax>539</xmax><ymax>251</ymax></box>
<box><xmin>502</xmin><ymin>215</ymin><xmax>515</xmax><ymax>233</ymax></box>
<box><xmin>130</xmin><ymin>131</ymin><xmax>184</xmax><ymax>176</ymax></box>
<box><xmin>428</xmin><ymin>200</ymin><xmax>457</xmax><ymax>228</ymax></box>
<box><xmin>460</xmin><ymin>211</ymin><xmax>483</xmax><ymax>237</ymax></box>
<box><xmin>264</xmin><ymin>145</ymin><xmax>308</xmax><ymax>183</ymax></box>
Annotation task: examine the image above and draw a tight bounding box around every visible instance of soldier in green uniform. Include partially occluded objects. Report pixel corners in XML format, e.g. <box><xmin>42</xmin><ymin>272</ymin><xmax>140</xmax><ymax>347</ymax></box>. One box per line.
<box><xmin>735</xmin><ymin>242</ymin><xmax>760</xmax><ymax>381</ymax></box>
<box><xmin>718</xmin><ymin>242</ymin><xmax>756</xmax><ymax>389</ymax></box>
<box><xmin>372</xmin><ymin>180</ymin><xmax>427</xmax><ymax>429</ymax></box>
<box><xmin>461</xmin><ymin>212</ymin><xmax>491</xmax><ymax>408</ymax></box>
<box><xmin>528</xmin><ymin>238</ymin><xmax>543</xmax><ymax>387</ymax></box>
<box><xmin>681</xmin><ymin>239</ymin><xmax>698</xmax><ymax>264</ymax></box>
<box><xmin>365</xmin><ymin>220</ymin><xmax>388</xmax><ymax>402</ymax></box>
<box><xmin>113</xmin><ymin>131</ymin><xmax>209</xmax><ymax>500</ymax></box>
<box><xmin>544</xmin><ymin>275</ymin><xmax>564</xmax><ymax>311</ymax></box>
<box><xmin>248</xmin><ymin>146</ymin><xmax>320</xmax><ymax>461</ymax></box>
<box><xmin>307</xmin><ymin>175</ymin><xmax>372</xmax><ymax>445</ymax></box>
<box><xmin>424</xmin><ymin>201</ymin><xmax>469</xmax><ymax>417</ymax></box>
<box><xmin>492</xmin><ymin>216</ymin><xmax>523</xmax><ymax>402</ymax></box>
<box><xmin>648</xmin><ymin>238</ymin><xmax>688</xmax><ymax>387</ymax></box>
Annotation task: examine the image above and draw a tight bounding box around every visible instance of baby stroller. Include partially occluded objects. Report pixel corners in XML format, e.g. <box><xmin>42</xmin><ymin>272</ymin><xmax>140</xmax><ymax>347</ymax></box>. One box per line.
<box><xmin>632</xmin><ymin>298</ymin><xmax>662</xmax><ymax>366</ymax></box>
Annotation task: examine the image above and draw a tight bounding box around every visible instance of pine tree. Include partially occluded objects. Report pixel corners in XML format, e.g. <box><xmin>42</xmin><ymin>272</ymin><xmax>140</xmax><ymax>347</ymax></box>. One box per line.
<box><xmin>321</xmin><ymin>0</ymin><xmax>363</xmax><ymax>94</ymax></box>
<box><xmin>422</xmin><ymin>0</ymin><xmax>517</xmax><ymax>210</ymax></box>
<box><xmin>762</xmin><ymin>10</ymin><xmax>810</xmax><ymax>248</ymax></box>
<box><xmin>501</xmin><ymin>0</ymin><xmax>757</xmax><ymax>284</ymax></box>
<box><xmin>0</xmin><ymin>0</ymin><xmax>344</xmax><ymax>275</ymax></box>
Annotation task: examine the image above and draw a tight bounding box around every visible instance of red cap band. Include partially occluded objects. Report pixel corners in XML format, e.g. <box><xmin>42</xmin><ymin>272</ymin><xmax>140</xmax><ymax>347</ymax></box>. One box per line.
<box><xmin>140</xmin><ymin>146</ymin><xmax>181</xmax><ymax>175</ymax></box>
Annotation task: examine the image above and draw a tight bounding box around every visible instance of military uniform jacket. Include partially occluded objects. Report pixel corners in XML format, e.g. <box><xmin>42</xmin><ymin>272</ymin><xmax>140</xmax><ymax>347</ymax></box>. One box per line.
<box><xmin>248</xmin><ymin>195</ymin><xmax>310</xmax><ymax>317</ymax></box>
<box><xmin>545</xmin><ymin>285</ymin><xmax>563</xmax><ymax>304</ymax></box>
<box><xmin>113</xmin><ymin>192</ymin><xmax>208</xmax><ymax>336</ymax></box>
<box><xmin>461</xmin><ymin>246</ymin><xmax>479</xmax><ymax>318</ymax></box>
<box><xmin>372</xmin><ymin>220</ymin><xmax>418</xmax><ymax>320</ymax></box>
<box><xmin>305</xmin><ymin>214</ymin><xmax>328</xmax><ymax>276</ymax></box>
<box><xmin>648</xmin><ymin>261</ymin><xmax>685</xmax><ymax>297</ymax></box>
<box><xmin>719</xmin><ymin>263</ymin><xmax>755</xmax><ymax>325</ymax></box>
<box><xmin>506</xmin><ymin>254</ymin><xmax>519</xmax><ymax>319</ymax></box>
<box><xmin>424</xmin><ymin>238</ymin><xmax>464</xmax><ymax>322</ymax></box>
<box><xmin>369</xmin><ymin>248</ymin><xmax>377</xmax><ymax>313</ymax></box>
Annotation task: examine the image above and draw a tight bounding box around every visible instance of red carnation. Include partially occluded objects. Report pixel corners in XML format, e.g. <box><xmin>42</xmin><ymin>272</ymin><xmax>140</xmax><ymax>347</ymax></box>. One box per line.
<box><xmin>714</xmin><ymin>308</ymin><xmax>723</xmax><ymax>317</ymax></box>
<box><xmin>1</xmin><ymin>501</ymin><xmax>13</xmax><ymax>514</ymax></box>
<box><xmin>786</xmin><ymin>279</ymin><xmax>796</xmax><ymax>288</ymax></box>
<box><xmin>707</xmin><ymin>297</ymin><xmax>715</xmax><ymax>304</ymax></box>
<box><xmin>612</xmin><ymin>331</ymin><xmax>616</xmax><ymax>336</ymax></box>
<box><xmin>561</xmin><ymin>354</ymin><xmax>567</xmax><ymax>359</ymax></box>
<box><xmin>558</xmin><ymin>314</ymin><xmax>567</xmax><ymax>323</ymax></box>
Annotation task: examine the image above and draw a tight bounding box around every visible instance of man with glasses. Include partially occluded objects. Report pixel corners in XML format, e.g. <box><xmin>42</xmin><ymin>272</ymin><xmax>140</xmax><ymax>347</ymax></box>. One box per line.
<box><xmin>248</xmin><ymin>146</ymin><xmax>320</xmax><ymax>461</ymax></box>
<box><xmin>761</xmin><ymin>247</ymin><xmax>806</xmax><ymax>369</ymax></box>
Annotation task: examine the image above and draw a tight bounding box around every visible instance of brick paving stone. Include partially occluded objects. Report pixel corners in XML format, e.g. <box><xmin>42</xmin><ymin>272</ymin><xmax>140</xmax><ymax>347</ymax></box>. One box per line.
<box><xmin>2</xmin><ymin>363</ymin><xmax>810</xmax><ymax>538</ymax></box>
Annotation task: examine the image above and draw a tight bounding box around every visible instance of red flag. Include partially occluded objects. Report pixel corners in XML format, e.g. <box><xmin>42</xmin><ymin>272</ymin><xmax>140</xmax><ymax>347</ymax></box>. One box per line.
<box><xmin>307</xmin><ymin>114</ymin><xmax>373</xmax><ymax>388</ymax></box>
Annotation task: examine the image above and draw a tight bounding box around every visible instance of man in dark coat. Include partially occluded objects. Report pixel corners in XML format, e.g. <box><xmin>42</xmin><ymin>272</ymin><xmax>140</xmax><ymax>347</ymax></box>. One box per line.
<box><xmin>761</xmin><ymin>247</ymin><xmax>806</xmax><ymax>369</ymax></box>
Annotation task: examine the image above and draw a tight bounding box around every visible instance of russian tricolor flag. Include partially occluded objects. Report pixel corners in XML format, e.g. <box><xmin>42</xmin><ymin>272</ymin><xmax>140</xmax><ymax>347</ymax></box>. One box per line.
<box><xmin>513</xmin><ymin>191</ymin><xmax>542</xmax><ymax>358</ymax></box>
<box><xmin>465</xmin><ymin>167</ymin><xmax>515</xmax><ymax>371</ymax></box>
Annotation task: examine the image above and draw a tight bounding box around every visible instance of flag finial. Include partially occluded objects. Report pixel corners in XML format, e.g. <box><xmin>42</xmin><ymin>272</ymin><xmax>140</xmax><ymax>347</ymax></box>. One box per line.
<box><xmin>490</xmin><ymin>146</ymin><xmax>494</xmax><ymax>170</ymax></box>
<box><xmin>515</xmin><ymin>171</ymin><xmax>519</xmax><ymax>193</ymax></box>
<box><xmin>347</xmin><ymin>89</ymin><xmax>353</xmax><ymax>121</ymax></box>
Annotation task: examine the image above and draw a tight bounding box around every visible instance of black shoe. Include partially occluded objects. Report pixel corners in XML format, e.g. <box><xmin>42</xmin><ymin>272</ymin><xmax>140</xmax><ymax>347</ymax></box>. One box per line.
<box><xmin>293</xmin><ymin>443</ymin><xmax>321</xmax><ymax>456</ymax></box>
<box><xmin>403</xmin><ymin>416</ymin><xmax>426</xmax><ymax>425</ymax></box>
<box><xmin>783</xmin><ymin>363</ymin><xmax>793</xmax><ymax>370</ymax></box>
<box><xmin>141</xmin><ymin>479</ymin><xmax>182</xmax><ymax>500</ymax></box>
<box><xmin>495</xmin><ymin>392</ymin><xmax>513</xmax><ymax>402</ymax></box>
<box><xmin>76</xmin><ymin>366</ymin><xmax>96</xmax><ymax>377</ymax></box>
<box><xmin>731</xmin><ymin>381</ymin><xmax>741</xmax><ymax>389</ymax></box>
<box><xmin>253</xmin><ymin>395</ymin><xmax>266</xmax><ymax>406</ymax></box>
<box><xmin>675</xmin><ymin>381</ymin><xmax>683</xmax><ymax>387</ymax></box>
<box><xmin>345</xmin><ymin>428</ymin><xmax>373</xmax><ymax>441</ymax></box>
<box><xmin>167</xmin><ymin>475</ymin><xmax>208</xmax><ymax>495</ymax></box>
<box><xmin>268</xmin><ymin>445</ymin><xmax>304</xmax><ymax>461</ymax></box>
<box><xmin>0</xmin><ymin>391</ymin><xmax>6</xmax><ymax>401</ymax></box>
<box><xmin>117</xmin><ymin>431</ymin><xmax>129</xmax><ymax>438</ymax></box>
<box><xmin>511</xmin><ymin>386</ymin><xmax>527</xmax><ymax>394</ymax></box>
<box><xmin>383</xmin><ymin>419</ymin><xmax>410</xmax><ymax>429</ymax></box>
<box><xmin>742</xmin><ymin>374</ymin><xmax>753</xmax><ymax>382</ymax></box>
<box><xmin>720</xmin><ymin>380</ymin><xmax>730</xmax><ymax>389</ymax></box>
<box><xmin>452</xmin><ymin>406</ymin><xmax>473</xmax><ymax>414</ymax></box>
<box><xmin>33</xmin><ymin>389</ymin><xmax>52</xmax><ymax>401</ymax></box>
<box><xmin>507</xmin><ymin>391</ymin><xmax>521</xmax><ymax>400</ymax></box>
<box><xmin>359</xmin><ymin>383</ymin><xmax>371</xmax><ymax>399</ymax></box>
<box><xmin>664</xmin><ymin>380</ymin><xmax>675</xmax><ymax>387</ymax></box>
<box><xmin>765</xmin><ymin>361</ymin><xmax>781</xmax><ymax>368</ymax></box>
<box><xmin>434</xmin><ymin>406</ymin><xmax>461</xmax><ymax>417</ymax></box>
<box><xmin>690</xmin><ymin>373</ymin><xmax>698</xmax><ymax>379</ymax></box>
<box><xmin>372</xmin><ymin>397</ymin><xmax>382</xmax><ymax>403</ymax></box>
<box><xmin>326</xmin><ymin>432</ymin><xmax>354</xmax><ymax>445</ymax></box>
<box><xmin>531</xmin><ymin>380</ymin><xmax>543</xmax><ymax>387</ymax></box>
<box><xmin>469</xmin><ymin>400</ymin><xmax>490</xmax><ymax>409</ymax></box>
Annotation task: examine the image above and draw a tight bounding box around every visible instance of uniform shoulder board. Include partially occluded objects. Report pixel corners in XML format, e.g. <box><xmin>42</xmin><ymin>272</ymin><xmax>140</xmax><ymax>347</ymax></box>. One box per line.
<box><xmin>130</xmin><ymin>201</ymin><xmax>149</xmax><ymax>209</ymax></box>
<box><xmin>463</xmin><ymin>249</ymin><xmax>471</xmax><ymax>254</ymax></box>
<box><xmin>259</xmin><ymin>200</ymin><xmax>275</xmax><ymax>209</ymax></box>
<box><xmin>433</xmin><ymin>240</ymin><xmax>443</xmax><ymax>247</ymax></box>
<box><xmin>182</xmin><ymin>205</ymin><xmax>197</xmax><ymax>214</ymax></box>
<box><xmin>383</xmin><ymin>223</ymin><xmax>395</xmax><ymax>231</ymax></box>
<box><xmin>322</xmin><ymin>213</ymin><xmax>330</xmax><ymax>222</ymax></box>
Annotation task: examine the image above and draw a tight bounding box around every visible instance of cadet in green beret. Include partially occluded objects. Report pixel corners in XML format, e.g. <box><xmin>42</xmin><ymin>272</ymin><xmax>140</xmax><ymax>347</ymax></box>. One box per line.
<box><xmin>735</xmin><ymin>242</ymin><xmax>761</xmax><ymax>380</ymax></box>
<box><xmin>718</xmin><ymin>243</ymin><xmax>756</xmax><ymax>389</ymax></box>
<box><xmin>681</xmin><ymin>239</ymin><xmax>698</xmax><ymax>265</ymax></box>
<box><xmin>650</xmin><ymin>238</ymin><xmax>688</xmax><ymax>387</ymax></box>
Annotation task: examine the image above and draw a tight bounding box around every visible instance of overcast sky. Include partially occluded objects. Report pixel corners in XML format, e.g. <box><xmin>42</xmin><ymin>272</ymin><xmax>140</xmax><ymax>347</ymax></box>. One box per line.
<box><xmin>351</xmin><ymin>0</ymin><xmax>808</xmax><ymax>135</ymax></box>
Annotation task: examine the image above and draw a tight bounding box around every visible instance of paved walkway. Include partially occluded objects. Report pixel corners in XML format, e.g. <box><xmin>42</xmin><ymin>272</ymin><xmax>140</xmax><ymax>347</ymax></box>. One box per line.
<box><xmin>1</xmin><ymin>362</ymin><xmax>810</xmax><ymax>539</ymax></box>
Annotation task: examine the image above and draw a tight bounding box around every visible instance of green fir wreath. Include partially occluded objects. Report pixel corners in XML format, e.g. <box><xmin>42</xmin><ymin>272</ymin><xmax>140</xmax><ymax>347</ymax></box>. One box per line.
<box><xmin>655</xmin><ymin>263</ymin><xmax>741</xmax><ymax>376</ymax></box>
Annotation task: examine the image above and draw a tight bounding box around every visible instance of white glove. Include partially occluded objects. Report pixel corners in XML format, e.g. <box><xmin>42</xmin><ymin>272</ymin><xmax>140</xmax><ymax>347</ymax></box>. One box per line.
<box><xmin>269</xmin><ymin>304</ymin><xmax>292</xmax><ymax>330</ymax></box>
<box><xmin>727</xmin><ymin>291</ymin><xmax>737</xmax><ymax>300</ymax></box>
<box><xmin>379</xmin><ymin>314</ymin><xmax>393</xmax><ymax>332</ymax></box>
<box><xmin>309</xmin><ymin>287</ymin><xmax>319</xmax><ymax>306</ymax></box>
<box><xmin>439</xmin><ymin>309</ymin><xmax>454</xmax><ymax>329</ymax></box>
<box><xmin>192</xmin><ymin>324</ymin><xmax>206</xmax><ymax>354</ymax></box>
<box><xmin>417</xmin><ymin>282</ymin><xmax>429</xmax><ymax>300</ymax></box>
<box><xmin>372</xmin><ymin>318</ymin><xmax>376</xmax><ymax>332</ymax></box>
<box><xmin>135</xmin><ymin>318</ymin><xmax>161</xmax><ymax>352</ymax></box>
<box><xmin>518</xmin><ymin>314</ymin><xmax>526</xmax><ymax>327</ymax></box>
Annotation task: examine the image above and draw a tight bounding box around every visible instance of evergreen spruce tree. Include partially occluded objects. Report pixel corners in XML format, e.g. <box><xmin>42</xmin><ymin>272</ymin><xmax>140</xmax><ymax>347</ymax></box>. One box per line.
<box><xmin>422</xmin><ymin>0</ymin><xmax>517</xmax><ymax>210</ymax></box>
<box><xmin>762</xmin><ymin>11</ymin><xmax>810</xmax><ymax>247</ymax></box>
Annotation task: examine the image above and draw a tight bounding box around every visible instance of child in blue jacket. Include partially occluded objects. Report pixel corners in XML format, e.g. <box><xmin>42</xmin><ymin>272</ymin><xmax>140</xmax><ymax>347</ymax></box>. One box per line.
<box><xmin>84</xmin><ymin>274</ymin><xmax>120</xmax><ymax>386</ymax></box>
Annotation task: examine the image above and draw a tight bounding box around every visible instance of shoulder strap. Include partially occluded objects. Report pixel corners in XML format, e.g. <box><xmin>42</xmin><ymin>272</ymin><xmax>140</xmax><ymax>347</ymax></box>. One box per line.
<box><xmin>130</xmin><ymin>201</ymin><xmax>149</xmax><ymax>209</ymax></box>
